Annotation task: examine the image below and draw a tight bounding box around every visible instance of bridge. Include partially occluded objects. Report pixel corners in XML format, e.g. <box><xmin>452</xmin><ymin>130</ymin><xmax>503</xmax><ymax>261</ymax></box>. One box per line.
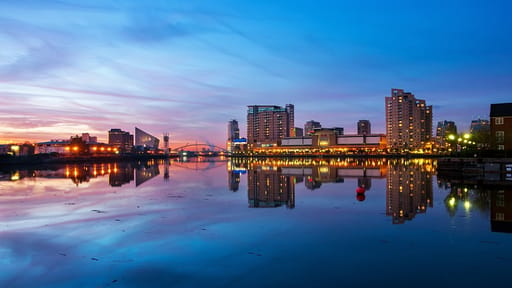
<box><xmin>171</xmin><ymin>142</ymin><xmax>229</xmax><ymax>156</ymax></box>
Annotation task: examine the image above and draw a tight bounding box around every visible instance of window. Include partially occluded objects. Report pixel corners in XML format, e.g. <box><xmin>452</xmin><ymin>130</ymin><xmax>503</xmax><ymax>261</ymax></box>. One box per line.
<box><xmin>496</xmin><ymin>131</ymin><xmax>504</xmax><ymax>143</ymax></box>
<box><xmin>495</xmin><ymin>117</ymin><xmax>504</xmax><ymax>125</ymax></box>
<box><xmin>498</xmin><ymin>145</ymin><xmax>505</xmax><ymax>150</ymax></box>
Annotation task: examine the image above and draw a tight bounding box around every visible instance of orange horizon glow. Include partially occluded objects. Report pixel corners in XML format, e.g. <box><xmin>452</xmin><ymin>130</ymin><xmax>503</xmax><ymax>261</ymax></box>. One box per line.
<box><xmin>0</xmin><ymin>135</ymin><xmax>226</xmax><ymax>151</ymax></box>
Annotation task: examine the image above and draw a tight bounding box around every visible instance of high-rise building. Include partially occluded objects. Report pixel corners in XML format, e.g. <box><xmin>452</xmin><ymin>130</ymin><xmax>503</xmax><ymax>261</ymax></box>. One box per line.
<box><xmin>228</xmin><ymin>120</ymin><xmax>240</xmax><ymax>141</ymax></box>
<box><xmin>286</xmin><ymin>104</ymin><xmax>294</xmax><ymax>136</ymax></box>
<box><xmin>108</xmin><ymin>129</ymin><xmax>133</xmax><ymax>152</ymax></box>
<box><xmin>436</xmin><ymin>120</ymin><xmax>457</xmax><ymax>148</ymax></box>
<box><xmin>135</xmin><ymin>127</ymin><xmax>159</xmax><ymax>151</ymax></box>
<box><xmin>247</xmin><ymin>104</ymin><xmax>294</xmax><ymax>147</ymax></box>
<box><xmin>357</xmin><ymin>120</ymin><xmax>371</xmax><ymax>135</ymax></box>
<box><xmin>490</xmin><ymin>103</ymin><xmax>512</xmax><ymax>151</ymax></box>
<box><xmin>304</xmin><ymin>120</ymin><xmax>321</xmax><ymax>136</ymax></box>
<box><xmin>385</xmin><ymin>88</ymin><xmax>432</xmax><ymax>151</ymax></box>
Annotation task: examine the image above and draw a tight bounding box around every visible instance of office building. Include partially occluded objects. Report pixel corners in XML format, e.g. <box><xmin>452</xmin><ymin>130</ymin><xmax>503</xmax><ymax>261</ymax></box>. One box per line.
<box><xmin>490</xmin><ymin>103</ymin><xmax>512</xmax><ymax>151</ymax></box>
<box><xmin>292</xmin><ymin>127</ymin><xmax>304</xmax><ymax>137</ymax></box>
<box><xmin>81</xmin><ymin>133</ymin><xmax>98</xmax><ymax>144</ymax></box>
<box><xmin>227</xmin><ymin>120</ymin><xmax>240</xmax><ymax>141</ymax></box>
<box><xmin>135</xmin><ymin>127</ymin><xmax>159</xmax><ymax>151</ymax></box>
<box><xmin>304</xmin><ymin>120</ymin><xmax>321</xmax><ymax>136</ymax></box>
<box><xmin>470</xmin><ymin>118</ymin><xmax>490</xmax><ymax>134</ymax></box>
<box><xmin>436</xmin><ymin>120</ymin><xmax>457</xmax><ymax>148</ymax></box>
<box><xmin>247</xmin><ymin>104</ymin><xmax>294</xmax><ymax>148</ymax></box>
<box><xmin>108</xmin><ymin>129</ymin><xmax>133</xmax><ymax>152</ymax></box>
<box><xmin>357</xmin><ymin>120</ymin><xmax>371</xmax><ymax>135</ymax></box>
<box><xmin>385</xmin><ymin>88</ymin><xmax>432</xmax><ymax>151</ymax></box>
<box><xmin>469</xmin><ymin>118</ymin><xmax>490</xmax><ymax>148</ymax></box>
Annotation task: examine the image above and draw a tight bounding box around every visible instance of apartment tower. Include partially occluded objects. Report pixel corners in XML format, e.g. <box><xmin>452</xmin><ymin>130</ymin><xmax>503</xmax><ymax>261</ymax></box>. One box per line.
<box><xmin>247</xmin><ymin>104</ymin><xmax>294</xmax><ymax>148</ymax></box>
<box><xmin>385</xmin><ymin>88</ymin><xmax>432</xmax><ymax>151</ymax></box>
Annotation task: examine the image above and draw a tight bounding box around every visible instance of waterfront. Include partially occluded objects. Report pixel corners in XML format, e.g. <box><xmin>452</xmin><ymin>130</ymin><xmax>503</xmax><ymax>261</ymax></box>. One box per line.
<box><xmin>1</xmin><ymin>158</ymin><xmax>511</xmax><ymax>288</ymax></box>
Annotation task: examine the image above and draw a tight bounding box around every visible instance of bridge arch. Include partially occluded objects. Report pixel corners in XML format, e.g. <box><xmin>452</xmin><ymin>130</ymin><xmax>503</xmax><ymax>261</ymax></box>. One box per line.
<box><xmin>171</xmin><ymin>143</ymin><xmax>229</xmax><ymax>154</ymax></box>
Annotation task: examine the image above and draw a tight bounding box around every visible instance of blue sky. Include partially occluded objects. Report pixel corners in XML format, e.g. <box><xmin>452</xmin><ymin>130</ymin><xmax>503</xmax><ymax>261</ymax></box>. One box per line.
<box><xmin>0</xmin><ymin>0</ymin><xmax>511</xmax><ymax>146</ymax></box>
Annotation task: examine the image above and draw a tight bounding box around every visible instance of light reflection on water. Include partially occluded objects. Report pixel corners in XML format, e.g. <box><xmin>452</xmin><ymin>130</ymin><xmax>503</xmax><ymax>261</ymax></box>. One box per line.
<box><xmin>0</xmin><ymin>158</ymin><xmax>511</xmax><ymax>288</ymax></box>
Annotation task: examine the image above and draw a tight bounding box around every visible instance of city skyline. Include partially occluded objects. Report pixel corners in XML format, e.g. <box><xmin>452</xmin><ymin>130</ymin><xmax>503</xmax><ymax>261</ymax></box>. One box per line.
<box><xmin>1</xmin><ymin>1</ymin><xmax>511</xmax><ymax>146</ymax></box>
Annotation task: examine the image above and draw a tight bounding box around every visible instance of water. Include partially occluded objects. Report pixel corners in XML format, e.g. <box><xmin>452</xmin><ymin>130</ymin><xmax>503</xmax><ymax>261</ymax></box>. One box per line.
<box><xmin>0</xmin><ymin>158</ymin><xmax>511</xmax><ymax>288</ymax></box>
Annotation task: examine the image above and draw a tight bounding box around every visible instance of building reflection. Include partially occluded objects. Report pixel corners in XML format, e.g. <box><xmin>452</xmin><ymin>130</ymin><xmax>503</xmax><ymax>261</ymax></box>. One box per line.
<box><xmin>135</xmin><ymin>159</ymin><xmax>160</xmax><ymax>187</ymax></box>
<box><xmin>229</xmin><ymin>158</ymin><xmax>388</xmax><ymax>209</ymax></box>
<box><xmin>0</xmin><ymin>160</ymin><xmax>161</xmax><ymax>187</ymax></box>
<box><xmin>248</xmin><ymin>166</ymin><xmax>295</xmax><ymax>208</ymax></box>
<box><xmin>386</xmin><ymin>159</ymin><xmax>434</xmax><ymax>224</ymax></box>
<box><xmin>491</xmin><ymin>188</ymin><xmax>512</xmax><ymax>233</ymax></box>
<box><xmin>109</xmin><ymin>162</ymin><xmax>134</xmax><ymax>187</ymax></box>
<box><xmin>437</xmin><ymin>176</ymin><xmax>512</xmax><ymax>233</ymax></box>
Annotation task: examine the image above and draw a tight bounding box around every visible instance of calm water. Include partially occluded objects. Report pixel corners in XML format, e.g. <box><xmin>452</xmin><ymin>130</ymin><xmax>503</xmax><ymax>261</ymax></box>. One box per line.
<box><xmin>0</xmin><ymin>158</ymin><xmax>511</xmax><ymax>288</ymax></box>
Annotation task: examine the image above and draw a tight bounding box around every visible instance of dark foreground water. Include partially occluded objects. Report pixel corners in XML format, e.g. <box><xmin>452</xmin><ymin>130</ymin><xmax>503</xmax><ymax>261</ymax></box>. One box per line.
<box><xmin>1</xmin><ymin>158</ymin><xmax>511</xmax><ymax>288</ymax></box>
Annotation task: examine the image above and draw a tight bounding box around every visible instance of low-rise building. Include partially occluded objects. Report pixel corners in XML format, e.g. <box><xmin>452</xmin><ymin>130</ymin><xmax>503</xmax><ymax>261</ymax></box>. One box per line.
<box><xmin>490</xmin><ymin>103</ymin><xmax>512</xmax><ymax>151</ymax></box>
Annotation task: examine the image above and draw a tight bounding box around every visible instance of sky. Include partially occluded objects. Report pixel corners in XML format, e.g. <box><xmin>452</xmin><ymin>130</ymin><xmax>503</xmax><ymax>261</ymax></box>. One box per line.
<box><xmin>0</xmin><ymin>0</ymin><xmax>511</xmax><ymax>147</ymax></box>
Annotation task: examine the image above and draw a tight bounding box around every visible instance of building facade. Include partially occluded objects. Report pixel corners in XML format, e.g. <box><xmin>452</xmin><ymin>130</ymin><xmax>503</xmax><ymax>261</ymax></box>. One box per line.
<box><xmin>469</xmin><ymin>118</ymin><xmax>490</xmax><ymax>149</ymax></box>
<box><xmin>490</xmin><ymin>103</ymin><xmax>512</xmax><ymax>151</ymax></box>
<box><xmin>247</xmin><ymin>104</ymin><xmax>294</xmax><ymax>148</ymax></box>
<box><xmin>357</xmin><ymin>120</ymin><xmax>371</xmax><ymax>135</ymax></box>
<box><xmin>304</xmin><ymin>120</ymin><xmax>321</xmax><ymax>136</ymax></box>
<box><xmin>436</xmin><ymin>120</ymin><xmax>457</xmax><ymax>148</ymax></box>
<box><xmin>135</xmin><ymin>127</ymin><xmax>159</xmax><ymax>151</ymax></box>
<box><xmin>108</xmin><ymin>129</ymin><xmax>133</xmax><ymax>152</ymax></box>
<box><xmin>385</xmin><ymin>88</ymin><xmax>432</xmax><ymax>151</ymax></box>
<box><xmin>227</xmin><ymin>119</ymin><xmax>240</xmax><ymax>141</ymax></box>
<box><xmin>292</xmin><ymin>127</ymin><xmax>304</xmax><ymax>137</ymax></box>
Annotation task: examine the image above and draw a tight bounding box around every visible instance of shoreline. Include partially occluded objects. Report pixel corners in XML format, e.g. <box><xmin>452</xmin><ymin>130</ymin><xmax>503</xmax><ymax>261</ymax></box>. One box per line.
<box><xmin>1</xmin><ymin>152</ymin><xmax>511</xmax><ymax>166</ymax></box>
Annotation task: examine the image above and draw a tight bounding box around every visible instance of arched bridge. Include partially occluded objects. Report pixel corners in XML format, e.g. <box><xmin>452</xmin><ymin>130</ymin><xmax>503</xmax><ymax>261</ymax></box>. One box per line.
<box><xmin>171</xmin><ymin>143</ymin><xmax>229</xmax><ymax>156</ymax></box>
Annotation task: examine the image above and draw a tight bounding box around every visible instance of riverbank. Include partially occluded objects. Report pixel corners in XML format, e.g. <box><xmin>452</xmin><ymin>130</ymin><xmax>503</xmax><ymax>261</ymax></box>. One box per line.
<box><xmin>2</xmin><ymin>152</ymin><xmax>512</xmax><ymax>167</ymax></box>
<box><xmin>0</xmin><ymin>153</ymin><xmax>178</xmax><ymax>167</ymax></box>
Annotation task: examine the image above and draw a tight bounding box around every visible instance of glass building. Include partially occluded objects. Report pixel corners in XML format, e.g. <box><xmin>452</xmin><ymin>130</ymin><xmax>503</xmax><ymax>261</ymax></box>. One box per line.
<box><xmin>135</xmin><ymin>127</ymin><xmax>160</xmax><ymax>151</ymax></box>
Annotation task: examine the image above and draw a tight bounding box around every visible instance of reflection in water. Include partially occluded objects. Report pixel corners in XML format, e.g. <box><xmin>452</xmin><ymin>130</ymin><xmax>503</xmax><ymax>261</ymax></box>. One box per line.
<box><xmin>230</xmin><ymin>158</ymin><xmax>388</xmax><ymax>209</ymax></box>
<box><xmin>248</xmin><ymin>166</ymin><xmax>295</xmax><ymax>208</ymax></box>
<box><xmin>135</xmin><ymin>160</ymin><xmax>160</xmax><ymax>187</ymax></box>
<box><xmin>109</xmin><ymin>162</ymin><xmax>134</xmax><ymax>186</ymax></box>
<box><xmin>228</xmin><ymin>171</ymin><xmax>241</xmax><ymax>192</ymax></box>
<box><xmin>1</xmin><ymin>158</ymin><xmax>512</xmax><ymax>287</ymax></box>
<box><xmin>386</xmin><ymin>159</ymin><xmax>434</xmax><ymax>224</ymax></box>
<box><xmin>0</xmin><ymin>160</ymin><xmax>162</xmax><ymax>187</ymax></box>
<box><xmin>491</xmin><ymin>188</ymin><xmax>512</xmax><ymax>233</ymax></box>
<box><xmin>437</xmin><ymin>175</ymin><xmax>512</xmax><ymax>233</ymax></box>
<box><xmin>2</xmin><ymin>157</ymin><xmax>511</xmax><ymax>232</ymax></box>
